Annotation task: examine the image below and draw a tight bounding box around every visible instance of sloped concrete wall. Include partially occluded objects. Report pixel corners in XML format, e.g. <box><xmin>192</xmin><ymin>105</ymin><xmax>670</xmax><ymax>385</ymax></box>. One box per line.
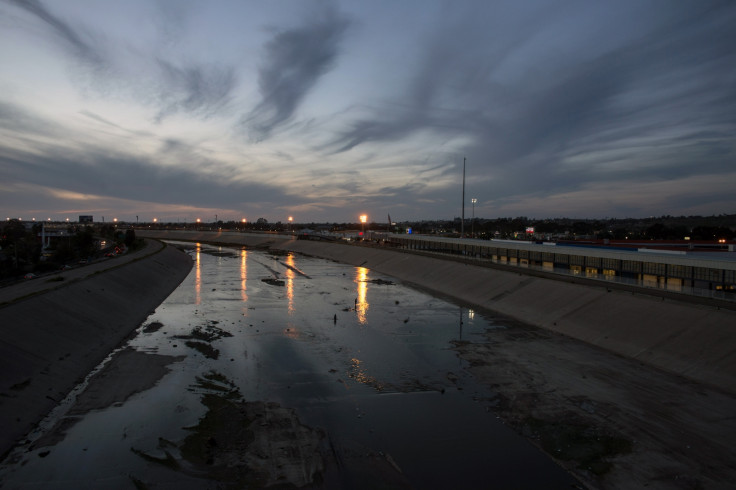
<box><xmin>0</xmin><ymin>243</ymin><xmax>192</xmax><ymax>458</ymax></box>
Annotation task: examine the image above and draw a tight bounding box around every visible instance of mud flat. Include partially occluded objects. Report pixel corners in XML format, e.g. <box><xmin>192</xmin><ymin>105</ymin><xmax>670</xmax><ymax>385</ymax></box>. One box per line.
<box><xmin>0</xmin><ymin>242</ymin><xmax>193</xmax><ymax>459</ymax></box>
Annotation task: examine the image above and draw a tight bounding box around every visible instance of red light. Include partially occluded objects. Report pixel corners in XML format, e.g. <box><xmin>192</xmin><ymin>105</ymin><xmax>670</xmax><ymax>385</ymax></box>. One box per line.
<box><xmin>359</xmin><ymin>232</ymin><xmax>363</xmax><ymax>236</ymax></box>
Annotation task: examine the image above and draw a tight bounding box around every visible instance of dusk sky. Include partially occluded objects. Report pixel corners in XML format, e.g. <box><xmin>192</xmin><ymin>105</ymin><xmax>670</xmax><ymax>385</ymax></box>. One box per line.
<box><xmin>1</xmin><ymin>0</ymin><xmax>734</xmax><ymax>224</ymax></box>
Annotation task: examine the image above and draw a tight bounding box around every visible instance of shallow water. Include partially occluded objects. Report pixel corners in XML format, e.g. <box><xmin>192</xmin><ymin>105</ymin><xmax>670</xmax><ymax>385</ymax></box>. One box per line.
<box><xmin>0</xmin><ymin>242</ymin><xmax>579</xmax><ymax>488</ymax></box>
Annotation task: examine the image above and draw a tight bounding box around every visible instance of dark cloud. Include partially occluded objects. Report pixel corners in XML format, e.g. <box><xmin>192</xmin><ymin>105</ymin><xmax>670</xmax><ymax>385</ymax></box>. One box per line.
<box><xmin>0</xmin><ymin>100</ymin><xmax>64</xmax><ymax>136</ymax></box>
<box><xmin>0</xmin><ymin>141</ymin><xmax>295</xmax><ymax>212</ymax></box>
<box><xmin>154</xmin><ymin>59</ymin><xmax>236</xmax><ymax>122</ymax></box>
<box><xmin>5</xmin><ymin>0</ymin><xmax>236</xmax><ymax>123</ymax></box>
<box><xmin>243</xmin><ymin>2</ymin><xmax>350</xmax><ymax>141</ymax></box>
<box><xmin>328</xmin><ymin>1</ymin><xmax>736</xmax><ymax>212</ymax></box>
<box><xmin>6</xmin><ymin>0</ymin><xmax>105</xmax><ymax>68</ymax></box>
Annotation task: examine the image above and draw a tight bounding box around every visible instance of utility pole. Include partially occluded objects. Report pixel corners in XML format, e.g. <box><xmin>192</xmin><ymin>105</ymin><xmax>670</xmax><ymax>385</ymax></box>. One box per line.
<box><xmin>461</xmin><ymin>157</ymin><xmax>466</xmax><ymax>237</ymax></box>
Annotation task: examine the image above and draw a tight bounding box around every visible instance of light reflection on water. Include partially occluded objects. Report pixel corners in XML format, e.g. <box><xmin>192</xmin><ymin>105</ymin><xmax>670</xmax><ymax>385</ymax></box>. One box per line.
<box><xmin>355</xmin><ymin>266</ymin><xmax>369</xmax><ymax>323</ymax></box>
<box><xmin>285</xmin><ymin>253</ymin><xmax>295</xmax><ymax>315</ymax></box>
<box><xmin>194</xmin><ymin>242</ymin><xmax>201</xmax><ymax>306</ymax></box>
<box><xmin>0</xmin><ymin>242</ymin><xmax>579</xmax><ymax>489</ymax></box>
<box><xmin>240</xmin><ymin>248</ymin><xmax>248</xmax><ymax>303</ymax></box>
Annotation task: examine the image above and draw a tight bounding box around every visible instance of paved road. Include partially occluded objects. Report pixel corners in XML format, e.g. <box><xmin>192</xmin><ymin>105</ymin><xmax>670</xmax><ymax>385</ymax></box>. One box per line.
<box><xmin>0</xmin><ymin>239</ymin><xmax>163</xmax><ymax>306</ymax></box>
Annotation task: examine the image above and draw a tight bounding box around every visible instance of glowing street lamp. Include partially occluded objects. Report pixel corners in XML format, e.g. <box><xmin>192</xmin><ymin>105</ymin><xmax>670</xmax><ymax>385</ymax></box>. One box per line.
<box><xmin>152</xmin><ymin>218</ymin><xmax>158</xmax><ymax>223</ymax></box>
<box><xmin>288</xmin><ymin>216</ymin><xmax>293</xmax><ymax>233</ymax></box>
<box><xmin>471</xmin><ymin>198</ymin><xmax>477</xmax><ymax>237</ymax></box>
<box><xmin>360</xmin><ymin>214</ymin><xmax>367</xmax><ymax>238</ymax></box>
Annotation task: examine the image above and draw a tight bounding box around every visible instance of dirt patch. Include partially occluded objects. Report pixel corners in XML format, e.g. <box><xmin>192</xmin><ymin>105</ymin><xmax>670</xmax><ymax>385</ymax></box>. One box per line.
<box><xmin>30</xmin><ymin>348</ymin><xmax>184</xmax><ymax>451</ymax></box>
<box><xmin>451</xmin><ymin>323</ymin><xmax>736</xmax><ymax>489</ymax></box>
<box><xmin>174</xmin><ymin>323</ymin><xmax>232</xmax><ymax>360</ymax></box>
<box><xmin>185</xmin><ymin>341</ymin><xmax>219</xmax><ymax>359</ymax></box>
<box><xmin>174</xmin><ymin>322</ymin><xmax>233</xmax><ymax>342</ymax></box>
<box><xmin>134</xmin><ymin>372</ymin><xmax>326</xmax><ymax>488</ymax></box>
<box><xmin>142</xmin><ymin>321</ymin><xmax>164</xmax><ymax>333</ymax></box>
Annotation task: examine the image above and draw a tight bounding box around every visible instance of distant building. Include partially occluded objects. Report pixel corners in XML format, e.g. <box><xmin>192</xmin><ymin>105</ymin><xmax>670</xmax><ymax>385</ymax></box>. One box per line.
<box><xmin>79</xmin><ymin>215</ymin><xmax>93</xmax><ymax>223</ymax></box>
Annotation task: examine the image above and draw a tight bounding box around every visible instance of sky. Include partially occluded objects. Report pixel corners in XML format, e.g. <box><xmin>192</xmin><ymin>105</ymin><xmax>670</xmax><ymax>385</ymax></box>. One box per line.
<box><xmin>1</xmin><ymin>0</ymin><xmax>735</xmax><ymax>224</ymax></box>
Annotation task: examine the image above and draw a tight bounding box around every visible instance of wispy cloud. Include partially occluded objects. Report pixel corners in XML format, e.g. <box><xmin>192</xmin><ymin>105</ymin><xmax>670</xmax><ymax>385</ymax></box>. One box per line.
<box><xmin>243</xmin><ymin>2</ymin><xmax>350</xmax><ymax>141</ymax></box>
<box><xmin>6</xmin><ymin>0</ymin><xmax>106</xmax><ymax>68</ymax></box>
<box><xmin>154</xmin><ymin>58</ymin><xmax>236</xmax><ymax>122</ymax></box>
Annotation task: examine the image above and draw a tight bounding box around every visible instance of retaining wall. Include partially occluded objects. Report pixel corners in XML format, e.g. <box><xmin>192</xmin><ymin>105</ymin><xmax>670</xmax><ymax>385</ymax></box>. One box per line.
<box><xmin>0</xmin><ymin>243</ymin><xmax>192</xmax><ymax>458</ymax></box>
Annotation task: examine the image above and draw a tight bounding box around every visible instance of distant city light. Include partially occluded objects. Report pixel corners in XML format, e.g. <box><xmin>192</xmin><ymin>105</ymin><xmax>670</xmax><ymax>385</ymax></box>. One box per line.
<box><xmin>113</xmin><ymin>218</ymin><xmax>118</xmax><ymax>222</ymax></box>
<box><xmin>241</xmin><ymin>218</ymin><xmax>246</xmax><ymax>223</ymax></box>
<box><xmin>196</xmin><ymin>218</ymin><xmax>201</xmax><ymax>223</ymax></box>
<box><xmin>152</xmin><ymin>218</ymin><xmax>158</xmax><ymax>223</ymax></box>
<box><xmin>360</xmin><ymin>215</ymin><xmax>367</xmax><ymax>224</ymax></box>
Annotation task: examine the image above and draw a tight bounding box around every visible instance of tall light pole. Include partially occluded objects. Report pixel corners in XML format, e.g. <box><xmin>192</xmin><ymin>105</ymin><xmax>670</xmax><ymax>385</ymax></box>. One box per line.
<box><xmin>471</xmin><ymin>198</ymin><xmax>477</xmax><ymax>238</ymax></box>
<box><xmin>461</xmin><ymin>157</ymin><xmax>466</xmax><ymax>237</ymax></box>
<box><xmin>288</xmin><ymin>216</ymin><xmax>293</xmax><ymax>233</ymax></box>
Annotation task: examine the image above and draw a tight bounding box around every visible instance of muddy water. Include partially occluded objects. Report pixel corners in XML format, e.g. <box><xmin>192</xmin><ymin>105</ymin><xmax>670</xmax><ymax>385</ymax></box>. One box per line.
<box><xmin>0</xmin><ymin>242</ymin><xmax>579</xmax><ymax>489</ymax></box>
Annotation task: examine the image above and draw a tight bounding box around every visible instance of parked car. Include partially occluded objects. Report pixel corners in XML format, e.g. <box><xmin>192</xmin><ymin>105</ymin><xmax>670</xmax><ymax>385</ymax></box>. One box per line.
<box><xmin>24</xmin><ymin>273</ymin><xmax>37</xmax><ymax>279</ymax></box>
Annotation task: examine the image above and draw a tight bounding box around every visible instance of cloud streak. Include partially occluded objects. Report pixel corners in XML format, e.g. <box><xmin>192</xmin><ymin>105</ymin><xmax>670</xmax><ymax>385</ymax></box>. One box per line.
<box><xmin>6</xmin><ymin>0</ymin><xmax>105</xmax><ymax>68</ymax></box>
<box><xmin>244</xmin><ymin>2</ymin><xmax>350</xmax><ymax>141</ymax></box>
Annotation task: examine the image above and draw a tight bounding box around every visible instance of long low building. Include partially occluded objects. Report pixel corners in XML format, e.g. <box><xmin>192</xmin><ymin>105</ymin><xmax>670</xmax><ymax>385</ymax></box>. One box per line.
<box><xmin>379</xmin><ymin>234</ymin><xmax>736</xmax><ymax>300</ymax></box>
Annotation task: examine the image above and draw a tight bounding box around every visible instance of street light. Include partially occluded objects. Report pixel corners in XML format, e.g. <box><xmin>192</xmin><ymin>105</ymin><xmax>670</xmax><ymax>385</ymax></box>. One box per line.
<box><xmin>360</xmin><ymin>214</ymin><xmax>367</xmax><ymax>239</ymax></box>
<box><xmin>288</xmin><ymin>216</ymin><xmax>293</xmax><ymax>233</ymax></box>
<box><xmin>471</xmin><ymin>198</ymin><xmax>477</xmax><ymax>238</ymax></box>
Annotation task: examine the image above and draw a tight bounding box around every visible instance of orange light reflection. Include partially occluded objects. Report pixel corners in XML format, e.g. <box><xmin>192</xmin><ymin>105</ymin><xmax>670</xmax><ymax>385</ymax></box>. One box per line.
<box><xmin>240</xmin><ymin>249</ymin><xmax>248</xmax><ymax>303</ymax></box>
<box><xmin>348</xmin><ymin>358</ymin><xmax>384</xmax><ymax>391</ymax></box>
<box><xmin>285</xmin><ymin>254</ymin><xmax>296</xmax><ymax>315</ymax></box>
<box><xmin>355</xmin><ymin>267</ymin><xmax>369</xmax><ymax>324</ymax></box>
<box><xmin>194</xmin><ymin>243</ymin><xmax>201</xmax><ymax>305</ymax></box>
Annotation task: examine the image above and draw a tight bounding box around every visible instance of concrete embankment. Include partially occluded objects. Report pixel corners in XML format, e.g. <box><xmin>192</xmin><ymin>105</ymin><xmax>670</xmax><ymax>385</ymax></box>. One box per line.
<box><xmin>0</xmin><ymin>242</ymin><xmax>192</xmax><ymax>458</ymax></box>
<box><xmin>140</xmin><ymin>230</ymin><xmax>736</xmax><ymax>395</ymax></box>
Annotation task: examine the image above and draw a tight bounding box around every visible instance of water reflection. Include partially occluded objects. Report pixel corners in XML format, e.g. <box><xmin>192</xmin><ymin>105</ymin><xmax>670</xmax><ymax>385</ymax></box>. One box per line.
<box><xmin>355</xmin><ymin>267</ymin><xmax>369</xmax><ymax>324</ymax></box>
<box><xmin>285</xmin><ymin>254</ymin><xmax>296</xmax><ymax>315</ymax></box>
<box><xmin>348</xmin><ymin>358</ymin><xmax>384</xmax><ymax>391</ymax></box>
<box><xmin>240</xmin><ymin>249</ymin><xmax>248</xmax><ymax>303</ymax></box>
<box><xmin>195</xmin><ymin>242</ymin><xmax>201</xmax><ymax>305</ymax></box>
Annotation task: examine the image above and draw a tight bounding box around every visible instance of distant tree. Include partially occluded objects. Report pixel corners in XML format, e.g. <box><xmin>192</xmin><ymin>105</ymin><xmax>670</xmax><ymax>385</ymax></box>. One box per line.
<box><xmin>645</xmin><ymin>223</ymin><xmax>668</xmax><ymax>240</ymax></box>
<box><xmin>124</xmin><ymin>229</ymin><xmax>136</xmax><ymax>247</ymax></box>
<box><xmin>691</xmin><ymin>226</ymin><xmax>734</xmax><ymax>240</ymax></box>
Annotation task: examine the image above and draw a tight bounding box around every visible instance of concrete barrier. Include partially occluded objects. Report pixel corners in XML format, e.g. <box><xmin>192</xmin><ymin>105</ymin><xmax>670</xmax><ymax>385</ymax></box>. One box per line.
<box><xmin>0</xmin><ymin>242</ymin><xmax>192</xmax><ymax>458</ymax></box>
<box><xmin>140</xmin><ymin>230</ymin><xmax>736</xmax><ymax>395</ymax></box>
